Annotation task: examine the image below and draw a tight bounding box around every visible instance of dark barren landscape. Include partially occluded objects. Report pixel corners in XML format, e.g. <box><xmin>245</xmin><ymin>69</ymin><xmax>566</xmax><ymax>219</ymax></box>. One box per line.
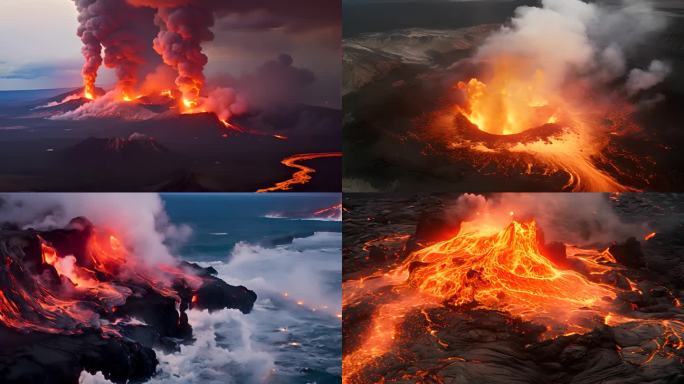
<box><xmin>343</xmin><ymin>193</ymin><xmax>684</xmax><ymax>383</ymax></box>
<box><xmin>0</xmin><ymin>217</ymin><xmax>256</xmax><ymax>384</ymax></box>
<box><xmin>343</xmin><ymin>0</ymin><xmax>684</xmax><ymax>192</ymax></box>
<box><xmin>0</xmin><ymin>88</ymin><xmax>341</xmax><ymax>192</ymax></box>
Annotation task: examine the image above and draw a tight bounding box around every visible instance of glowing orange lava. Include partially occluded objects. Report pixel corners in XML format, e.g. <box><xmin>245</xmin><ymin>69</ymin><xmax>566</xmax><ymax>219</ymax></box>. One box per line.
<box><xmin>256</xmin><ymin>152</ymin><xmax>342</xmax><ymax>193</ymax></box>
<box><xmin>182</xmin><ymin>98</ymin><xmax>198</xmax><ymax>110</ymax></box>
<box><xmin>0</xmin><ymin>229</ymin><xmax>203</xmax><ymax>336</ymax></box>
<box><xmin>402</xmin><ymin>220</ymin><xmax>615</xmax><ymax>328</ymax></box>
<box><xmin>456</xmin><ymin>59</ymin><xmax>562</xmax><ymax>136</ymax></box>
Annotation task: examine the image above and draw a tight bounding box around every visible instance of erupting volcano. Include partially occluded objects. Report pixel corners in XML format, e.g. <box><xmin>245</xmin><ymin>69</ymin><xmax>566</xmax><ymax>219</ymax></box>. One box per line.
<box><xmin>0</xmin><ymin>0</ymin><xmax>341</xmax><ymax>192</ymax></box>
<box><xmin>342</xmin><ymin>0</ymin><xmax>684</xmax><ymax>192</ymax></box>
<box><xmin>0</xmin><ymin>216</ymin><xmax>256</xmax><ymax>383</ymax></box>
<box><xmin>66</xmin><ymin>0</ymin><xmax>247</xmax><ymax>126</ymax></box>
<box><xmin>343</xmin><ymin>193</ymin><xmax>684</xmax><ymax>383</ymax></box>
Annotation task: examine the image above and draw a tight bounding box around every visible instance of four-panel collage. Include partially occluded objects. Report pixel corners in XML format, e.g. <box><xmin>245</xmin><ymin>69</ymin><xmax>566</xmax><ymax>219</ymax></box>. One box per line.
<box><xmin>0</xmin><ymin>0</ymin><xmax>683</xmax><ymax>383</ymax></box>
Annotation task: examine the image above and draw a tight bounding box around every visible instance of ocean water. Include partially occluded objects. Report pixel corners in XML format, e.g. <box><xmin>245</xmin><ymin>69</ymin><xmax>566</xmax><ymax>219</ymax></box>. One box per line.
<box><xmin>162</xmin><ymin>193</ymin><xmax>342</xmax><ymax>262</ymax></box>
<box><xmin>82</xmin><ymin>193</ymin><xmax>342</xmax><ymax>384</ymax></box>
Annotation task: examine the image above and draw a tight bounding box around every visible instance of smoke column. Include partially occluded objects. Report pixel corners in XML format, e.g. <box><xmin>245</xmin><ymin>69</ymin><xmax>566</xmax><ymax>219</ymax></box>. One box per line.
<box><xmin>73</xmin><ymin>0</ymin><xmax>155</xmax><ymax>99</ymax></box>
<box><xmin>152</xmin><ymin>5</ymin><xmax>214</xmax><ymax>108</ymax></box>
<box><xmin>74</xmin><ymin>0</ymin><xmax>103</xmax><ymax>99</ymax></box>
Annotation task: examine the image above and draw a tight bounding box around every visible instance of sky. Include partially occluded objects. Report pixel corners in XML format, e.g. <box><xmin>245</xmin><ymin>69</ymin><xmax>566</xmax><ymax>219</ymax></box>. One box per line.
<box><xmin>0</xmin><ymin>0</ymin><xmax>84</xmax><ymax>90</ymax></box>
<box><xmin>0</xmin><ymin>0</ymin><xmax>341</xmax><ymax>108</ymax></box>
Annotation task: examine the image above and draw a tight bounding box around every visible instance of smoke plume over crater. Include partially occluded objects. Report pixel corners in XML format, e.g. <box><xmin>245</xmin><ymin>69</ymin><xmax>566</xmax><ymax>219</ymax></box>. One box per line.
<box><xmin>60</xmin><ymin>0</ymin><xmax>339</xmax><ymax>126</ymax></box>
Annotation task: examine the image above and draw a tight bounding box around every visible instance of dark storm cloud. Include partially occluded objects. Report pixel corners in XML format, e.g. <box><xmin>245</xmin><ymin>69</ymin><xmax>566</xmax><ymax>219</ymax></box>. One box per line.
<box><xmin>214</xmin><ymin>0</ymin><xmax>340</xmax><ymax>32</ymax></box>
<box><xmin>216</xmin><ymin>54</ymin><xmax>317</xmax><ymax>107</ymax></box>
<box><xmin>0</xmin><ymin>62</ymin><xmax>80</xmax><ymax>80</ymax></box>
<box><xmin>127</xmin><ymin>0</ymin><xmax>340</xmax><ymax>32</ymax></box>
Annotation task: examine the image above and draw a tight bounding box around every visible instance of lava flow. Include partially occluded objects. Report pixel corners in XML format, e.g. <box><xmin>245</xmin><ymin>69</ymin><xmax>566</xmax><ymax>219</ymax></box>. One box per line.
<box><xmin>313</xmin><ymin>203</ymin><xmax>343</xmax><ymax>220</ymax></box>
<box><xmin>256</xmin><ymin>152</ymin><xmax>342</xmax><ymax>192</ymax></box>
<box><xmin>0</xmin><ymin>217</ymin><xmax>245</xmax><ymax>336</ymax></box>
<box><xmin>343</xmin><ymin>216</ymin><xmax>684</xmax><ymax>383</ymax></box>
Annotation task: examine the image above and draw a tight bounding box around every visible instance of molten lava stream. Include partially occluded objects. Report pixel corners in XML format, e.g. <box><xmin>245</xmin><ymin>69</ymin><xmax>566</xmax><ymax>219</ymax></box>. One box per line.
<box><xmin>0</xmin><ymin>229</ymin><xmax>203</xmax><ymax>336</ymax></box>
<box><xmin>256</xmin><ymin>152</ymin><xmax>342</xmax><ymax>192</ymax></box>
<box><xmin>343</xmin><ymin>219</ymin><xmax>625</xmax><ymax>383</ymax></box>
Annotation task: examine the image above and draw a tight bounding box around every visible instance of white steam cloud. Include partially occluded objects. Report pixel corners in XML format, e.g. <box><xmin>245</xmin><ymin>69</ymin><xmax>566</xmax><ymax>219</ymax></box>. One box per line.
<box><xmin>80</xmin><ymin>230</ymin><xmax>342</xmax><ymax>384</ymax></box>
<box><xmin>446</xmin><ymin>193</ymin><xmax>650</xmax><ymax>246</ymax></box>
<box><xmin>476</xmin><ymin>0</ymin><xmax>670</xmax><ymax>97</ymax></box>
<box><xmin>0</xmin><ymin>193</ymin><xmax>191</xmax><ymax>265</ymax></box>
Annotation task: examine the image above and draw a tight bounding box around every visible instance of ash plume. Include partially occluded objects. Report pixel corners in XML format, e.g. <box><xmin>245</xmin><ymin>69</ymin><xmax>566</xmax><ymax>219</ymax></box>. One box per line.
<box><xmin>72</xmin><ymin>0</ymin><xmax>157</xmax><ymax>97</ymax></box>
<box><xmin>74</xmin><ymin>0</ymin><xmax>102</xmax><ymax>99</ymax></box>
<box><xmin>151</xmin><ymin>5</ymin><xmax>215</xmax><ymax>104</ymax></box>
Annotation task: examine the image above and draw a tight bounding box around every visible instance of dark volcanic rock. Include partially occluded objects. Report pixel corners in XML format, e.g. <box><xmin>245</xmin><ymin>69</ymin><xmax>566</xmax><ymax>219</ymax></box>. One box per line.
<box><xmin>610</xmin><ymin>237</ymin><xmax>646</xmax><ymax>268</ymax></box>
<box><xmin>413</xmin><ymin>211</ymin><xmax>461</xmax><ymax>244</ymax></box>
<box><xmin>0</xmin><ymin>328</ymin><xmax>157</xmax><ymax>384</ymax></box>
<box><xmin>61</xmin><ymin>134</ymin><xmax>183</xmax><ymax>173</ymax></box>
<box><xmin>180</xmin><ymin>261</ymin><xmax>257</xmax><ymax>314</ymax></box>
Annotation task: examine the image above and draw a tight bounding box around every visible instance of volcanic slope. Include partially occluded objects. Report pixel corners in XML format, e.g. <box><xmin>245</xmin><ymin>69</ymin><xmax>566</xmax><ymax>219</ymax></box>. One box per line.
<box><xmin>0</xmin><ymin>89</ymin><xmax>341</xmax><ymax>192</ymax></box>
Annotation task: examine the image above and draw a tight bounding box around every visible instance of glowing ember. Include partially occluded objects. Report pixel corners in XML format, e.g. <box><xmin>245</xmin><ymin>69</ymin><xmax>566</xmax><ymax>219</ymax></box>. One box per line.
<box><xmin>644</xmin><ymin>232</ymin><xmax>656</xmax><ymax>241</ymax></box>
<box><xmin>256</xmin><ymin>152</ymin><xmax>342</xmax><ymax>193</ymax></box>
<box><xmin>273</xmin><ymin>134</ymin><xmax>288</xmax><ymax>141</ymax></box>
<box><xmin>182</xmin><ymin>98</ymin><xmax>197</xmax><ymax>110</ymax></box>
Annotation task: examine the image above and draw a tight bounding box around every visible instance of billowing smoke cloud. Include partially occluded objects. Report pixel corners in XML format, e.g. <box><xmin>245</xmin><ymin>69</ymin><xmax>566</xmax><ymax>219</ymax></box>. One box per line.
<box><xmin>225</xmin><ymin>54</ymin><xmax>316</xmax><ymax>109</ymax></box>
<box><xmin>65</xmin><ymin>0</ymin><xmax>337</xmax><ymax>123</ymax></box>
<box><xmin>445</xmin><ymin>193</ymin><xmax>649</xmax><ymax>246</ymax></box>
<box><xmin>73</xmin><ymin>0</ymin><xmax>157</xmax><ymax>97</ymax></box>
<box><xmin>0</xmin><ymin>193</ymin><xmax>191</xmax><ymax>266</ymax></box>
<box><xmin>475</xmin><ymin>0</ymin><xmax>669</xmax><ymax>98</ymax></box>
<box><xmin>151</xmin><ymin>5</ymin><xmax>214</xmax><ymax>104</ymax></box>
<box><xmin>199</xmin><ymin>87</ymin><xmax>248</xmax><ymax>123</ymax></box>
<box><xmin>74</xmin><ymin>0</ymin><xmax>102</xmax><ymax>99</ymax></box>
